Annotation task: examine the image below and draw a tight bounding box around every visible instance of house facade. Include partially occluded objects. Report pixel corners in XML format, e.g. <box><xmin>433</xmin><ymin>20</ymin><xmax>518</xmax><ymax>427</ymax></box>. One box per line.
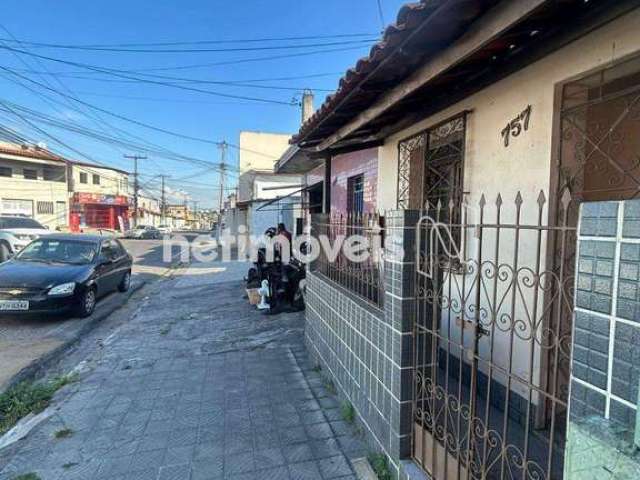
<box><xmin>0</xmin><ymin>142</ymin><xmax>69</xmax><ymax>229</ymax></box>
<box><xmin>68</xmin><ymin>161</ymin><xmax>130</xmax><ymax>232</ymax></box>
<box><xmin>279</xmin><ymin>1</ymin><xmax>640</xmax><ymax>479</ymax></box>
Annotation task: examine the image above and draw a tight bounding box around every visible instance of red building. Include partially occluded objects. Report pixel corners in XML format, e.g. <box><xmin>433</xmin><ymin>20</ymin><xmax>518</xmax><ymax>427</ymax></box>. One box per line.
<box><xmin>69</xmin><ymin>192</ymin><xmax>130</xmax><ymax>232</ymax></box>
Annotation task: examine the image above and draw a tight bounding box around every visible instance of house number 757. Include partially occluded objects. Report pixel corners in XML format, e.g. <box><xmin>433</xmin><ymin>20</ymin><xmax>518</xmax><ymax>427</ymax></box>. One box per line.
<box><xmin>501</xmin><ymin>105</ymin><xmax>532</xmax><ymax>147</ymax></box>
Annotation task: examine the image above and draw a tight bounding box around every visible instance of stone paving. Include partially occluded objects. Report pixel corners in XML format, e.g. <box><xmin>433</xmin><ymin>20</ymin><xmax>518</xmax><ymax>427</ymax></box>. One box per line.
<box><xmin>0</xmin><ymin>261</ymin><xmax>367</xmax><ymax>480</ymax></box>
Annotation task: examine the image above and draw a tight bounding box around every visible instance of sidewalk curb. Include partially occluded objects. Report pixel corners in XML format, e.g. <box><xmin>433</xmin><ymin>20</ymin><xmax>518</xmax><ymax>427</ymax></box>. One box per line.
<box><xmin>1</xmin><ymin>280</ymin><xmax>147</xmax><ymax>394</ymax></box>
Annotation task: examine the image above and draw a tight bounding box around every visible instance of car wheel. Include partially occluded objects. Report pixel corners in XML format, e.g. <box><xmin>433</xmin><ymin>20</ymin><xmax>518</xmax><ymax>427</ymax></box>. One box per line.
<box><xmin>76</xmin><ymin>287</ymin><xmax>97</xmax><ymax>318</ymax></box>
<box><xmin>0</xmin><ymin>243</ymin><xmax>10</xmax><ymax>263</ymax></box>
<box><xmin>118</xmin><ymin>271</ymin><xmax>132</xmax><ymax>292</ymax></box>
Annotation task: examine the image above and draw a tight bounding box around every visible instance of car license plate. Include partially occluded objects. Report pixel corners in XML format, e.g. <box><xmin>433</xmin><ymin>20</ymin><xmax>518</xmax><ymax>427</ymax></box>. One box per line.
<box><xmin>0</xmin><ymin>300</ymin><xmax>29</xmax><ymax>311</ymax></box>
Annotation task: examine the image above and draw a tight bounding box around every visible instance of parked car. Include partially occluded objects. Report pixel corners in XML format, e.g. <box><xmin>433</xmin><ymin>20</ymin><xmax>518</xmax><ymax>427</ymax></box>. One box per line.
<box><xmin>0</xmin><ymin>234</ymin><xmax>133</xmax><ymax>317</ymax></box>
<box><xmin>0</xmin><ymin>216</ymin><xmax>50</xmax><ymax>263</ymax></box>
<box><xmin>157</xmin><ymin>224</ymin><xmax>172</xmax><ymax>234</ymax></box>
<box><xmin>125</xmin><ymin>225</ymin><xmax>162</xmax><ymax>240</ymax></box>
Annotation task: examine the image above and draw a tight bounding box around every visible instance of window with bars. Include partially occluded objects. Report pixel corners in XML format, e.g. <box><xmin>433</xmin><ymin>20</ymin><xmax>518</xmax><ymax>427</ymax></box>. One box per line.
<box><xmin>80</xmin><ymin>172</ymin><xmax>88</xmax><ymax>184</ymax></box>
<box><xmin>37</xmin><ymin>201</ymin><xmax>54</xmax><ymax>215</ymax></box>
<box><xmin>93</xmin><ymin>174</ymin><xmax>100</xmax><ymax>185</ymax></box>
<box><xmin>0</xmin><ymin>166</ymin><xmax>12</xmax><ymax>177</ymax></box>
<box><xmin>347</xmin><ymin>174</ymin><xmax>364</xmax><ymax>213</ymax></box>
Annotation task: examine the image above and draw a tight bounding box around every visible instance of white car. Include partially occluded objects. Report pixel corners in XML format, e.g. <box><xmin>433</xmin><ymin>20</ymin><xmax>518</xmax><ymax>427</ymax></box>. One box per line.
<box><xmin>0</xmin><ymin>216</ymin><xmax>51</xmax><ymax>262</ymax></box>
<box><xmin>125</xmin><ymin>225</ymin><xmax>162</xmax><ymax>240</ymax></box>
<box><xmin>157</xmin><ymin>225</ymin><xmax>172</xmax><ymax>234</ymax></box>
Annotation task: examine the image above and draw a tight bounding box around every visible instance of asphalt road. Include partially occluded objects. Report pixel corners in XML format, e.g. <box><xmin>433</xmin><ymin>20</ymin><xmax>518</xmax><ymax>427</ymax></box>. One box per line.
<box><xmin>0</xmin><ymin>233</ymin><xmax>203</xmax><ymax>391</ymax></box>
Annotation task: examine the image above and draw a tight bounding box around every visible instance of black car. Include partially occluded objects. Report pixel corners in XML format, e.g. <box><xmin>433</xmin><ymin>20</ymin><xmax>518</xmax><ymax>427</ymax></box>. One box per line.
<box><xmin>0</xmin><ymin>234</ymin><xmax>133</xmax><ymax>318</ymax></box>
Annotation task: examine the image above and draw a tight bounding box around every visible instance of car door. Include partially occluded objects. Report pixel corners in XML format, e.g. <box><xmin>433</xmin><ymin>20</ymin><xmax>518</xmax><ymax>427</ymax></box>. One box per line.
<box><xmin>96</xmin><ymin>239</ymin><xmax>118</xmax><ymax>294</ymax></box>
<box><xmin>112</xmin><ymin>240</ymin><xmax>130</xmax><ymax>286</ymax></box>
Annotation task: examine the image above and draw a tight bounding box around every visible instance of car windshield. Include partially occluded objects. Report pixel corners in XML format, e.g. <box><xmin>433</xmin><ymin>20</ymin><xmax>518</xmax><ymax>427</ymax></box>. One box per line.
<box><xmin>16</xmin><ymin>239</ymin><xmax>97</xmax><ymax>265</ymax></box>
<box><xmin>0</xmin><ymin>217</ymin><xmax>45</xmax><ymax>229</ymax></box>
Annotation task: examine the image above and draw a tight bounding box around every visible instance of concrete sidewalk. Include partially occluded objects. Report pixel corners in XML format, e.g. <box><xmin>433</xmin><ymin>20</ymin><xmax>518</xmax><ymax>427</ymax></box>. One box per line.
<box><xmin>0</xmin><ymin>260</ymin><xmax>367</xmax><ymax>480</ymax></box>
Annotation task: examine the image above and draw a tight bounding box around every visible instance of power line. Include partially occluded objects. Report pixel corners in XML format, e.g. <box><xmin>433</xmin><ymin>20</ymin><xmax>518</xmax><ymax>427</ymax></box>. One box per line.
<box><xmin>376</xmin><ymin>0</ymin><xmax>386</xmax><ymax>32</ymax></box>
<box><xmin>0</xmin><ymin>23</ymin><xmax>137</xmax><ymax>167</ymax></box>
<box><xmin>0</xmin><ymin>38</ymin><xmax>377</xmax><ymax>54</ymax></box>
<box><xmin>1</xmin><ymin>44</ymin><xmax>372</xmax><ymax>75</ymax></box>
<box><xmin>0</xmin><ymin>66</ymin><xmax>262</xmax><ymax>151</ymax></box>
<box><xmin>12</xmin><ymin>69</ymin><xmax>344</xmax><ymax>84</ymax></box>
<box><xmin>0</xmin><ymin>32</ymin><xmax>377</xmax><ymax>48</ymax></box>
<box><xmin>0</xmin><ymin>46</ymin><xmax>297</xmax><ymax>105</ymax></box>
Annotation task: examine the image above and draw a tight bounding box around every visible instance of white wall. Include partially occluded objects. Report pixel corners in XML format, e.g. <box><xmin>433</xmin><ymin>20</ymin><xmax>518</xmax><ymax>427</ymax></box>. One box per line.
<box><xmin>376</xmin><ymin>9</ymin><xmax>640</xmax><ymax>402</ymax></box>
<box><xmin>238</xmin><ymin>131</ymin><xmax>291</xmax><ymax>173</ymax></box>
<box><xmin>0</xmin><ymin>156</ymin><xmax>68</xmax><ymax>228</ymax></box>
<box><xmin>378</xmin><ymin>8</ymin><xmax>640</xmax><ymax>220</ymax></box>
<box><xmin>71</xmin><ymin>164</ymin><xmax>129</xmax><ymax>197</ymax></box>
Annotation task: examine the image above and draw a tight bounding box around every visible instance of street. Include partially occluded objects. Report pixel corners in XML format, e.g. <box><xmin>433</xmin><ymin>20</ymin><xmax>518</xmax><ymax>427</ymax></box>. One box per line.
<box><xmin>0</xmin><ymin>258</ymin><xmax>366</xmax><ymax>480</ymax></box>
<box><xmin>0</xmin><ymin>236</ymin><xmax>192</xmax><ymax>391</ymax></box>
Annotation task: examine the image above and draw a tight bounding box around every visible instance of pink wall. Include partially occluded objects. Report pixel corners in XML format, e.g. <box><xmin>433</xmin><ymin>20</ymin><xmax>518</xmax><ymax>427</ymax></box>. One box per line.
<box><xmin>330</xmin><ymin>147</ymin><xmax>378</xmax><ymax>214</ymax></box>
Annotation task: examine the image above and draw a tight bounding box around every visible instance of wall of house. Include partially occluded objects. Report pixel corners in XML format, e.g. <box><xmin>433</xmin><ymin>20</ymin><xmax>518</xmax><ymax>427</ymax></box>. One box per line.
<box><xmin>0</xmin><ymin>156</ymin><xmax>68</xmax><ymax>228</ymax></box>
<box><xmin>238</xmin><ymin>130</ymin><xmax>291</xmax><ymax>174</ymax></box>
<box><xmin>377</xmin><ymin>8</ymin><xmax>640</xmax><ymax>218</ymax></box>
<box><xmin>330</xmin><ymin>147</ymin><xmax>378</xmax><ymax>214</ymax></box>
<box><xmin>374</xmin><ymin>8</ymin><xmax>640</xmax><ymax>403</ymax></box>
<box><xmin>71</xmin><ymin>164</ymin><xmax>129</xmax><ymax>197</ymax></box>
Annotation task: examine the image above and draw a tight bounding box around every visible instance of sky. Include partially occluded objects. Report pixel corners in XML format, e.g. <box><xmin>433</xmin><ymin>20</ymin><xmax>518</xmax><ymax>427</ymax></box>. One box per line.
<box><xmin>0</xmin><ymin>0</ymin><xmax>407</xmax><ymax>208</ymax></box>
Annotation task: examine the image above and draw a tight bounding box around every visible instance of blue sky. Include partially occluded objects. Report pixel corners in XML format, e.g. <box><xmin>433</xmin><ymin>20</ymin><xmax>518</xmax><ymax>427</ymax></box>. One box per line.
<box><xmin>0</xmin><ymin>0</ymin><xmax>406</xmax><ymax>208</ymax></box>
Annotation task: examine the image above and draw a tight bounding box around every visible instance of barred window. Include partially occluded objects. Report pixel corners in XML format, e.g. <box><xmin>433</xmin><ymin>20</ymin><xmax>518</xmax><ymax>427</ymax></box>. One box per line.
<box><xmin>79</xmin><ymin>172</ymin><xmax>88</xmax><ymax>184</ymax></box>
<box><xmin>347</xmin><ymin>174</ymin><xmax>364</xmax><ymax>213</ymax></box>
<box><xmin>37</xmin><ymin>201</ymin><xmax>54</xmax><ymax>215</ymax></box>
<box><xmin>93</xmin><ymin>174</ymin><xmax>100</xmax><ymax>185</ymax></box>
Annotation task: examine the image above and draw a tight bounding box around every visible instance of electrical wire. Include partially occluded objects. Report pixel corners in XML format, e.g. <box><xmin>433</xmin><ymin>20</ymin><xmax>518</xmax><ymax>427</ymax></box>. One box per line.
<box><xmin>0</xmin><ymin>46</ymin><xmax>297</xmax><ymax>105</ymax></box>
<box><xmin>0</xmin><ymin>32</ymin><xmax>377</xmax><ymax>48</ymax></box>
<box><xmin>0</xmin><ymin>38</ymin><xmax>377</xmax><ymax>54</ymax></box>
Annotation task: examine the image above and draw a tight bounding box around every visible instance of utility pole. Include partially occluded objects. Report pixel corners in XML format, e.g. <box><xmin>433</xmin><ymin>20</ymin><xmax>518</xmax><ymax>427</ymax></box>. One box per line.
<box><xmin>159</xmin><ymin>175</ymin><xmax>169</xmax><ymax>224</ymax></box>
<box><xmin>217</xmin><ymin>141</ymin><xmax>227</xmax><ymax>215</ymax></box>
<box><xmin>217</xmin><ymin>141</ymin><xmax>228</xmax><ymax>239</ymax></box>
<box><xmin>124</xmin><ymin>154</ymin><xmax>147</xmax><ymax>228</ymax></box>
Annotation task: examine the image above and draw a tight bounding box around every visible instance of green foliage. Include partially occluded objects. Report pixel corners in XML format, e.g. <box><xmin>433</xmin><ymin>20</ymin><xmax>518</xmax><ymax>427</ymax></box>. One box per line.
<box><xmin>368</xmin><ymin>453</ymin><xmax>392</xmax><ymax>480</ymax></box>
<box><xmin>12</xmin><ymin>474</ymin><xmax>41</xmax><ymax>480</ymax></box>
<box><xmin>341</xmin><ymin>401</ymin><xmax>355</xmax><ymax>424</ymax></box>
<box><xmin>54</xmin><ymin>427</ymin><xmax>74</xmax><ymax>439</ymax></box>
<box><xmin>0</xmin><ymin>375</ymin><xmax>76</xmax><ymax>435</ymax></box>
<box><xmin>324</xmin><ymin>379</ymin><xmax>337</xmax><ymax>395</ymax></box>
<box><xmin>311</xmin><ymin>364</ymin><xmax>322</xmax><ymax>373</ymax></box>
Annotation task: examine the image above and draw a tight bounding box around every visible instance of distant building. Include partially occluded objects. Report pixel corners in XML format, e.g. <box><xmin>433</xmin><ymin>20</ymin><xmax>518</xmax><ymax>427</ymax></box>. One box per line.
<box><xmin>68</xmin><ymin>161</ymin><xmax>130</xmax><ymax>233</ymax></box>
<box><xmin>136</xmin><ymin>193</ymin><xmax>161</xmax><ymax>227</ymax></box>
<box><xmin>0</xmin><ymin>142</ymin><xmax>69</xmax><ymax>229</ymax></box>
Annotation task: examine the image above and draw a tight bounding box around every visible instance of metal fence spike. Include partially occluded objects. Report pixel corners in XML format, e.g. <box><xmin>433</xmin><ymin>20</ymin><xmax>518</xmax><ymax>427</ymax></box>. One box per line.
<box><xmin>515</xmin><ymin>191</ymin><xmax>523</xmax><ymax>206</ymax></box>
<box><xmin>537</xmin><ymin>190</ymin><xmax>547</xmax><ymax>206</ymax></box>
<box><xmin>561</xmin><ymin>188</ymin><xmax>572</xmax><ymax>208</ymax></box>
<box><xmin>495</xmin><ymin>193</ymin><xmax>503</xmax><ymax>208</ymax></box>
<box><xmin>479</xmin><ymin>194</ymin><xmax>486</xmax><ymax>208</ymax></box>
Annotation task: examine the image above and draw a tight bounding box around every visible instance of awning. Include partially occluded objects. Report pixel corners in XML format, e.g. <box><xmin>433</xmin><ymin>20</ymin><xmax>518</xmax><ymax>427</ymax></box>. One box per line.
<box><xmin>255</xmin><ymin>183</ymin><xmax>321</xmax><ymax>212</ymax></box>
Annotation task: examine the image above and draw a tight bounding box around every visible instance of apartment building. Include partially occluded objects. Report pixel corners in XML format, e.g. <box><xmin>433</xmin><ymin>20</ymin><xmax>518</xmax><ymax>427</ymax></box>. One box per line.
<box><xmin>0</xmin><ymin>142</ymin><xmax>69</xmax><ymax>229</ymax></box>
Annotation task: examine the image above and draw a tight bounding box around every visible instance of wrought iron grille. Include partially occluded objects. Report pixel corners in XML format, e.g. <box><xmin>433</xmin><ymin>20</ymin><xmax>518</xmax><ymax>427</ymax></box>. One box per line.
<box><xmin>310</xmin><ymin>212</ymin><xmax>385</xmax><ymax>308</ymax></box>
<box><xmin>412</xmin><ymin>190</ymin><xmax>576</xmax><ymax>480</ymax></box>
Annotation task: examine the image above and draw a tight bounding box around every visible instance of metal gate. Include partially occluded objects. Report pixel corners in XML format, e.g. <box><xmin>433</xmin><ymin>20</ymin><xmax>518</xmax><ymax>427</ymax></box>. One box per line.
<box><xmin>412</xmin><ymin>191</ymin><xmax>576</xmax><ymax>480</ymax></box>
